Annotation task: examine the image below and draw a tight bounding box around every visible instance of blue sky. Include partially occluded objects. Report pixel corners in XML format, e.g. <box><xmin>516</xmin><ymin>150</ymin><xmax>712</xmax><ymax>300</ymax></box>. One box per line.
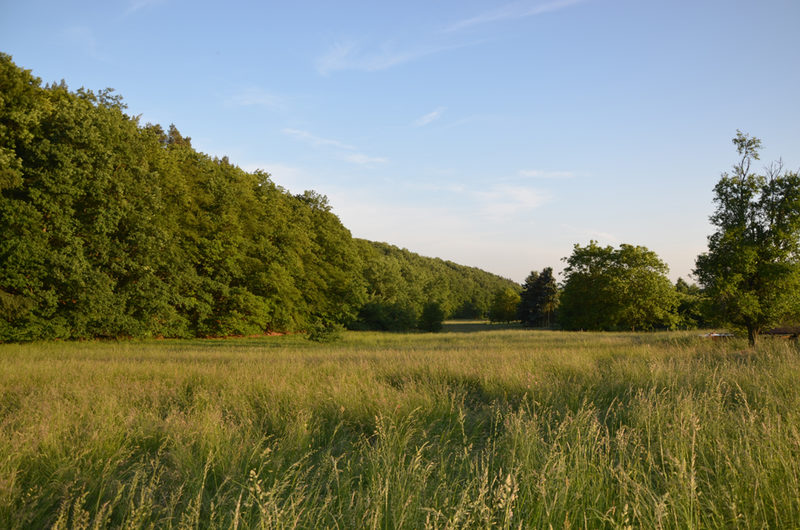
<box><xmin>2</xmin><ymin>0</ymin><xmax>799</xmax><ymax>283</ymax></box>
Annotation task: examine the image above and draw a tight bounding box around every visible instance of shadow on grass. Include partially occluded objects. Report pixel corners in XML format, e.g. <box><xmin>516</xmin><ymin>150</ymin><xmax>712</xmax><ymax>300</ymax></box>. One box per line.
<box><xmin>441</xmin><ymin>320</ymin><xmax>524</xmax><ymax>333</ymax></box>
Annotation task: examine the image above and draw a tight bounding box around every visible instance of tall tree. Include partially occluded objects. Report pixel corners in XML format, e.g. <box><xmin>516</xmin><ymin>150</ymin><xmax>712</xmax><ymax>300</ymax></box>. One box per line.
<box><xmin>517</xmin><ymin>270</ymin><xmax>539</xmax><ymax>325</ymax></box>
<box><xmin>694</xmin><ymin>132</ymin><xmax>800</xmax><ymax>346</ymax></box>
<box><xmin>518</xmin><ymin>267</ymin><xmax>559</xmax><ymax>327</ymax></box>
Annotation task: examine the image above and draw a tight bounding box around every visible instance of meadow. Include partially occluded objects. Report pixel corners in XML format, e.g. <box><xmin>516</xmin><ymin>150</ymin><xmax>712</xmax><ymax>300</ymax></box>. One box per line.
<box><xmin>1</xmin><ymin>323</ymin><xmax>799</xmax><ymax>528</ymax></box>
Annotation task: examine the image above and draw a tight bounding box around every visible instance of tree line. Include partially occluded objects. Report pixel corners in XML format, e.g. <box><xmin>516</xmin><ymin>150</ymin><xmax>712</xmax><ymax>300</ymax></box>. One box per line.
<box><xmin>0</xmin><ymin>54</ymin><xmax>517</xmax><ymax>341</ymax></box>
<box><xmin>491</xmin><ymin>132</ymin><xmax>800</xmax><ymax>345</ymax></box>
<box><xmin>3</xmin><ymin>53</ymin><xmax>798</xmax><ymax>344</ymax></box>
<box><xmin>496</xmin><ymin>244</ymin><xmax>705</xmax><ymax>331</ymax></box>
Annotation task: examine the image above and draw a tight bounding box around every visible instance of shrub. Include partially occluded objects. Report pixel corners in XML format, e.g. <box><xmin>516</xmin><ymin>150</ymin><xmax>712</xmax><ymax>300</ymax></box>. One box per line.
<box><xmin>418</xmin><ymin>301</ymin><xmax>445</xmax><ymax>332</ymax></box>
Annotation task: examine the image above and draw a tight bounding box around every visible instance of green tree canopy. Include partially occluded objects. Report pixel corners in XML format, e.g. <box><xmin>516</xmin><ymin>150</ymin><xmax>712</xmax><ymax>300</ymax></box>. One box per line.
<box><xmin>351</xmin><ymin>240</ymin><xmax>518</xmax><ymax>330</ymax></box>
<box><xmin>0</xmin><ymin>53</ymin><xmax>515</xmax><ymax>341</ymax></box>
<box><xmin>488</xmin><ymin>287</ymin><xmax>521</xmax><ymax>323</ymax></box>
<box><xmin>559</xmin><ymin>242</ymin><xmax>677</xmax><ymax>331</ymax></box>
<box><xmin>674</xmin><ymin>278</ymin><xmax>707</xmax><ymax>330</ymax></box>
<box><xmin>694</xmin><ymin>132</ymin><xmax>800</xmax><ymax>345</ymax></box>
<box><xmin>418</xmin><ymin>301</ymin><xmax>446</xmax><ymax>332</ymax></box>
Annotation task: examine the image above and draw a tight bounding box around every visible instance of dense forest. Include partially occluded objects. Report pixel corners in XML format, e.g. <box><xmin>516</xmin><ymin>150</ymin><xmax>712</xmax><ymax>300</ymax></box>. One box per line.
<box><xmin>0</xmin><ymin>54</ymin><xmax>517</xmax><ymax>341</ymax></box>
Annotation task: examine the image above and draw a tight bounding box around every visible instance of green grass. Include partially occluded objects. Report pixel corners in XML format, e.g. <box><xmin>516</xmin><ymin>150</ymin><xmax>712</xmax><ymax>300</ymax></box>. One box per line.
<box><xmin>1</xmin><ymin>324</ymin><xmax>799</xmax><ymax>528</ymax></box>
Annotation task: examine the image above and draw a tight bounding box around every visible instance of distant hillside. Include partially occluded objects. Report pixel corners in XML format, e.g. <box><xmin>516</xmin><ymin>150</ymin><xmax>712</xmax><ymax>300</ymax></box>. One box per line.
<box><xmin>353</xmin><ymin>240</ymin><xmax>518</xmax><ymax>328</ymax></box>
<box><xmin>0</xmin><ymin>54</ymin><xmax>518</xmax><ymax>341</ymax></box>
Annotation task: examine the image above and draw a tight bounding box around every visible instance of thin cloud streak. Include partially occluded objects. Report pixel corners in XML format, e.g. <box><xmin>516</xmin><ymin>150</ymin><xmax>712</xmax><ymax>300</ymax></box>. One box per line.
<box><xmin>63</xmin><ymin>26</ymin><xmax>109</xmax><ymax>61</ymax></box>
<box><xmin>476</xmin><ymin>185</ymin><xmax>551</xmax><ymax>218</ymax></box>
<box><xmin>282</xmin><ymin>128</ymin><xmax>386</xmax><ymax>167</ymax></box>
<box><xmin>445</xmin><ymin>0</ymin><xmax>588</xmax><ymax>32</ymax></box>
<box><xmin>282</xmin><ymin>128</ymin><xmax>356</xmax><ymax>151</ymax></box>
<box><xmin>342</xmin><ymin>153</ymin><xmax>388</xmax><ymax>166</ymax></box>
<box><xmin>413</xmin><ymin>180</ymin><xmax>551</xmax><ymax>218</ymax></box>
<box><xmin>414</xmin><ymin>107</ymin><xmax>447</xmax><ymax>127</ymax></box>
<box><xmin>518</xmin><ymin>169</ymin><xmax>576</xmax><ymax>179</ymax></box>
<box><xmin>227</xmin><ymin>88</ymin><xmax>284</xmax><ymax>110</ymax></box>
<box><xmin>316</xmin><ymin>40</ymin><xmax>474</xmax><ymax>75</ymax></box>
<box><xmin>125</xmin><ymin>0</ymin><xmax>166</xmax><ymax>16</ymax></box>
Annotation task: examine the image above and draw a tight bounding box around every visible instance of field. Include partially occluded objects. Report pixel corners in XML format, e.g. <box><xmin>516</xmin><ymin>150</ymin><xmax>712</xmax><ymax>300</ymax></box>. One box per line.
<box><xmin>1</xmin><ymin>323</ymin><xmax>799</xmax><ymax>528</ymax></box>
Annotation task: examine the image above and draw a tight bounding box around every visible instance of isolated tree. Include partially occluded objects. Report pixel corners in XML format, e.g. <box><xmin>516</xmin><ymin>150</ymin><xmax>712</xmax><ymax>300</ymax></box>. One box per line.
<box><xmin>694</xmin><ymin>132</ymin><xmax>800</xmax><ymax>346</ymax></box>
<box><xmin>559</xmin><ymin>242</ymin><xmax>677</xmax><ymax>331</ymax></box>
<box><xmin>518</xmin><ymin>267</ymin><xmax>559</xmax><ymax>327</ymax></box>
<box><xmin>489</xmin><ymin>287</ymin><xmax>521</xmax><ymax>323</ymax></box>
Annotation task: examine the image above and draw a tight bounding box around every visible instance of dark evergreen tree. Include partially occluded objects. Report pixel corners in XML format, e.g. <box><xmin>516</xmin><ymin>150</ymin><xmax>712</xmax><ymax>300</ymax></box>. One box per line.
<box><xmin>518</xmin><ymin>267</ymin><xmax>559</xmax><ymax>327</ymax></box>
<box><xmin>517</xmin><ymin>270</ymin><xmax>539</xmax><ymax>325</ymax></box>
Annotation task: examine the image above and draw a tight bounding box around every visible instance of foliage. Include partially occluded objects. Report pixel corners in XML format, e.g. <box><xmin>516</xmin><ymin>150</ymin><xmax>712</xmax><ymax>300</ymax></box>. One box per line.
<box><xmin>418</xmin><ymin>301</ymin><xmax>445</xmax><ymax>332</ymax></box>
<box><xmin>353</xmin><ymin>301</ymin><xmax>419</xmax><ymax>332</ymax></box>
<box><xmin>452</xmin><ymin>296</ymin><xmax>484</xmax><ymax>319</ymax></box>
<box><xmin>517</xmin><ymin>267</ymin><xmax>559</xmax><ymax>327</ymax></box>
<box><xmin>3</xmin><ymin>330</ymin><xmax>800</xmax><ymax>528</ymax></box>
<box><xmin>0</xmin><ymin>54</ymin><xmax>513</xmax><ymax>341</ymax></box>
<box><xmin>488</xmin><ymin>287</ymin><xmax>521</xmax><ymax>323</ymax></box>
<box><xmin>674</xmin><ymin>278</ymin><xmax>708</xmax><ymax>329</ymax></box>
<box><xmin>695</xmin><ymin>131</ymin><xmax>800</xmax><ymax>345</ymax></box>
<box><xmin>351</xmin><ymin>240</ymin><xmax>518</xmax><ymax>330</ymax></box>
<box><xmin>559</xmin><ymin>242</ymin><xmax>678</xmax><ymax>330</ymax></box>
<box><xmin>305</xmin><ymin>319</ymin><xmax>344</xmax><ymax>343</ymax></box>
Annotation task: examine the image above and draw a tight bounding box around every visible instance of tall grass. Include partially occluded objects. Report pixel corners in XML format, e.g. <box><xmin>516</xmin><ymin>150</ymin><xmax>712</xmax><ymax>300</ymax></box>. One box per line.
<box><xmin>1</xmin><ymin>325</ymin><xmax>799</xmax><ymax>528</ymax></box>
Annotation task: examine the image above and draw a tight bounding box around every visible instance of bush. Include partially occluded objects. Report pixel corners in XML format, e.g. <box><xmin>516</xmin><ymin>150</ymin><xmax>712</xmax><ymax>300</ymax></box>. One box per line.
<box><xmin>306</xmin><ymin>319</ymin><xmax>344</xmax><ymax>342</ymax></box>
<box><xmin>418</xmin><ymin>301</ymin><xmax>445</xmax><ymax>332</ymax></box>
<box><xmin>352</xmin><ymin>301</ymin><xmax>418</xmax><ymax>331</ymax></box>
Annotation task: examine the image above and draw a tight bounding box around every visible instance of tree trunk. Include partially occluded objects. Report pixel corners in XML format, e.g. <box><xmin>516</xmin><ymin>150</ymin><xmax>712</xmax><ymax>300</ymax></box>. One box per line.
<box><xmin>747</xmin><ymin>325</ymin><xmax>758</xmax><ymax>347</ymax></box>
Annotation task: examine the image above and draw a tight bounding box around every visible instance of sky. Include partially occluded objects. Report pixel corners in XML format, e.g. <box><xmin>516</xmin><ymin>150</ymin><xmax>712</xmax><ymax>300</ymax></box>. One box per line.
<box><xmin>2</xmin><ymin>0</ymin><xmax>799</xmax><ymax>283</ymax></box>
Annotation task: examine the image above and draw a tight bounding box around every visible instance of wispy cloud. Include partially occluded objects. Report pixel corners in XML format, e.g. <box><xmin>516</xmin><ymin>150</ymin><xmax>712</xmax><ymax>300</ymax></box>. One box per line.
<box><xmin>227</xmin><ymin>88</ymin><xmax>284</xmax><ymax>110</ymax></box>
<box><xmin>283</xmin><ymin>128</ymin><xmax>356</xmax><ymax>151</ymax></box>
<box><xmin>563</xmin><ymin>225</ymin><xmax>621</xmax><ymax>245</ymax></box>
<box><xmin>414</xmin><ymin>107</ymin><xmax>447</xmax><ymax>127</ymax></box>
<box><xmin>445</xmin><ymin>0</ymin><xmax>588</xmax><ymax>32</ymax></box>
<box><xmin>316</xmin><ymin>40</ymin><xmax>470</xmax><ymax>75</ymax></box>
<box><xmin>476</xmin><ymin>185</ymin><xmax>551</xmax><ymax>218</ymax></box>
<box><xmin>282</xmin><ymin>128</ymin><xmax>386</xmax><ymax>167</ymax></box>
<box><xmin>438</xmin><ymin>114</ymin><xmax>501</xmax><ymax>131</ymax></box>
<box><xmin>343</xmin><ymin>153</ymin><xmax>388</xmax><ymax>166</ymax></box>
<box><xmin>414</xmin><ymin>180</ymin><xmax>550</xmax><ymax>219</ymax></box>
<box><xmin>518</xmin><ymin>169</ymin><xmax>576</xmax><ymax>179</ymax></box>
<box><xmin>237</xmin><ymin>162</ymin><xmax>315</xmax><ymax>192</ymax></box>
<box><xmin>585</xmin><ymin>230</ymin><xmax>620</xmax><ymax>244</ymax></box>
<box><xmin>63</xmin><ymin>26</ymin><xmax>109</xmax><ymax>61</ymax></box>
<box><xmin>125</xmin><ymin>0</ymin><xmax>166</xmax><ymax>16</ymax></box>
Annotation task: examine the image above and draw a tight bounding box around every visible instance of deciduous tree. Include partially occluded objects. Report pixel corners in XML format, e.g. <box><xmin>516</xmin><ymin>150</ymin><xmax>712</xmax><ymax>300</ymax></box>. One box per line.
<box><xmin>489</xmin><ymin>287</ymin><xmax>521</xmax><ymax>323</ymax></box>
<box><xmin>694</xmin><ymin>132</ymin><xmax>800</xmax><ymax>345</ymax></box>
<box><xmin>559</xmin><ymin>242</ymin><xmax>677</xmax><ymax>331</ymax></box>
